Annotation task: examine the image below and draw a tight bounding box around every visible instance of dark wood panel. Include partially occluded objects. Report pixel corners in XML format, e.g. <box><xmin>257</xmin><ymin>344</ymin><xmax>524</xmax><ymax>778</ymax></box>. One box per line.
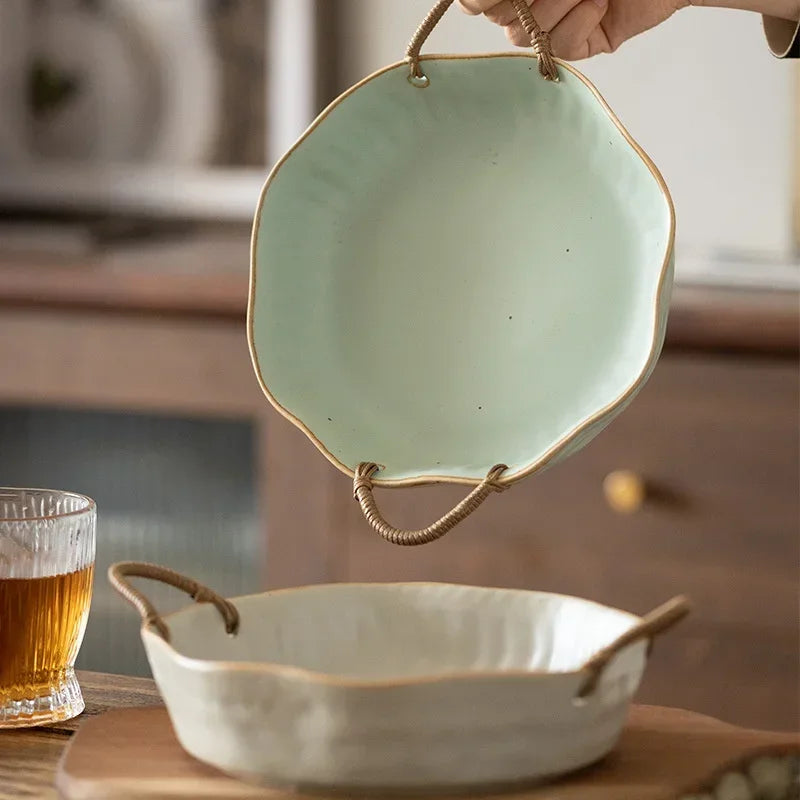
<box><xmin>258</xmin><ymin>412</ymin><xmax>350</xmax><ymax>590</ymax></box>
<box><xmin>667</xmin><ymin>286</ymin><xmax>799</xmax><ymax>355</ymax></box>
<box><xmin>637</xmin><ymin>621</ymin><xmax>800</xmax><ymax>732</ymax></box>
<box><xmin>341</xmin><ymin>353</ymin><xmax>800</xmax><ymax>730</ymax></box>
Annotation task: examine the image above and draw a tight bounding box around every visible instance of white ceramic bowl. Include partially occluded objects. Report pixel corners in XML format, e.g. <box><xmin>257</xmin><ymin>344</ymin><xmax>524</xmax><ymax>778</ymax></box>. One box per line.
<box><xmin>110</xmin><ymin>562</ymin><xmax>688</xmax><ymax>792</ymax></box>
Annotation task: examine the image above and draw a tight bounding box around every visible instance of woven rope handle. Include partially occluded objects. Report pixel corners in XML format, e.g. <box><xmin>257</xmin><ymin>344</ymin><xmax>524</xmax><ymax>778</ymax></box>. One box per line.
<box><xmin>577</xmin><ymin>595</ymin><xmax>691</xmax><ymax>698</ymax></box>
<box><xmin>354</xmin><ymin>462</ymin><xmax>508</xmax><ymax>546</ymax></box>
<box><xmin>406</xmin><ymin>0</ymin><xmax>559</xmax><ymax>85</ymax></box>
<box><xmin>108</xmin><ymin>561</ymin><xmax>239</xmax><ymax>643</ymax></box>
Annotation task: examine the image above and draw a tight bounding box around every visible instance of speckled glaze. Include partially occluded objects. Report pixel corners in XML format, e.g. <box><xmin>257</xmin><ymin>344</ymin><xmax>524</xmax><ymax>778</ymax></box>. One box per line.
<box><xmin>140</xmin><ymin>583</ymin><xmax>651</xmax><ymax>791</ymax></box>
<box><xmin>249</xmin><ymin>54</ymin><xmax>675</xmax><ymax>488</ymax></box>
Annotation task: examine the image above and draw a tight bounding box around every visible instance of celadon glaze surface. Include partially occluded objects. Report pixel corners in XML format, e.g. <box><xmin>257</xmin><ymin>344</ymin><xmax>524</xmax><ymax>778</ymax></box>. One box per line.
<box><xmin>140</xmin><ymin>583</ymin><xmax>648</xmax><ymax>789</ymax></box>
<box><xmin>250</xmin><ymin>54</ymin><xmax>675</xmax><ymax>486</ymax></box>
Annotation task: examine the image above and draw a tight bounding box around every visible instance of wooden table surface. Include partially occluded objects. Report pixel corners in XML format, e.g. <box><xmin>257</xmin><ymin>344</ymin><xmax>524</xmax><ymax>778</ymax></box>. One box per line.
<box><xmin>1</xmin><ymin>672</ymin><xmax>797</xmax><ymax>799</ymax></box>
<box><xmin>0</xmin><ymin>672</ymin><xmax>797</xmax><ymax>800</ymax></box>
<box><xmin>0</xmin><ymin>671</ymin><xmax>162</xmax><ymax>800</ymax></box>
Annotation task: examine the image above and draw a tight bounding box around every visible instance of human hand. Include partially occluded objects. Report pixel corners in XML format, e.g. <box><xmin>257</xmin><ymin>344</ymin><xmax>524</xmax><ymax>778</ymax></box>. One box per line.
<box><xmin>459</xmin><ymin>0</ymin><xmax>800</xmax><ymax>59</ymax></box>
<box><xmin>458</xmin><ymin>0</ymin><xmax>688</xmax><ymax>59</ymax></box>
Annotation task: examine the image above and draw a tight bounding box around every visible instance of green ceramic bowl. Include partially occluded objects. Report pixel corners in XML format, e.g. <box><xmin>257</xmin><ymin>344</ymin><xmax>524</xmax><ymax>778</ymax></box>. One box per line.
<box><xmin>249</xmin><ymin>15</ymin><xmax>674</xmax><ymax>538</ymax></box>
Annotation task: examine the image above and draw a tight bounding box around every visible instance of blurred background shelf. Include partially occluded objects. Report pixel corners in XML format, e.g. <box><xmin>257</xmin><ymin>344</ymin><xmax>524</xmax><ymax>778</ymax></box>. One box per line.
<box><xmin>0</xmin><ymin>229</ymin><xmax>249</xmax><ymax>320</ymax></box>
<box><xmin>0</xmin><ymin>235</ymin><xmax>797</xmax><ymax>347</ymax></box>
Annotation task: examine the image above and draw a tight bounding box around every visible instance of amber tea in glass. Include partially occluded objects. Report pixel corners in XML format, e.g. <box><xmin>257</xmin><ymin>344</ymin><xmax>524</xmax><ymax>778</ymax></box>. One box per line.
<box><xmin>0</xmin><ymin>489</ymin><xmax>95</xmax><ymax>727</ymax></box>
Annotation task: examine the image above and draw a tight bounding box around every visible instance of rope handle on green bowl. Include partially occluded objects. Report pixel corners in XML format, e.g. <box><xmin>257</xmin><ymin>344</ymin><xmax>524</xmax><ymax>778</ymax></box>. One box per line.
<box><xmin>353</xmin><ymin>462</ymin><xmax>509</xmax><ymax>546</ymax></box>
<box><xmin>108</xmin><ymin>561</ymin><xmax>239</xmax><ymax>643</ymax></box>
<box><xmin>577</xmin><ymin>595</ymin><xmax>691</xmax><ymax>698</ymax></box>
<box><xmin>406</xmin><ymin>0</ymin><xmax>559</xmax><ymax>86</ymax></box>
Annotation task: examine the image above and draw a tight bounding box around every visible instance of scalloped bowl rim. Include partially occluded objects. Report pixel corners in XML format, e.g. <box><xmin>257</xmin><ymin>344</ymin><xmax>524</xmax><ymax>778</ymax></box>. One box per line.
<box><xmin>141</xmin><ymin>581</ymin><xmax>643</xmax><ymax>688</ymax></box>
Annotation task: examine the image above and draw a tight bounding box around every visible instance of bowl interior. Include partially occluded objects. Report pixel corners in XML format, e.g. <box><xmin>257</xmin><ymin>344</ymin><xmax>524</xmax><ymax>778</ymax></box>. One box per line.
<box><xmin>165</xmin><ymin>584</ymin><xmax>639</xmax><ymax>681</ymax></box>
<box><xmin>251</xmin><ymin>56</ymin><xmax>673</xmax><ymax>483</ymax></box>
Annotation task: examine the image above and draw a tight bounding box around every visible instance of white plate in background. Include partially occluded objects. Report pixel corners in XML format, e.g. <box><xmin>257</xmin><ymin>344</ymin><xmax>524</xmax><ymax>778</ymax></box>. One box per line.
<box><xmin>24</xmin><ymin>0</ymin><xmax>220</xmax><ymax>165</ymax></box>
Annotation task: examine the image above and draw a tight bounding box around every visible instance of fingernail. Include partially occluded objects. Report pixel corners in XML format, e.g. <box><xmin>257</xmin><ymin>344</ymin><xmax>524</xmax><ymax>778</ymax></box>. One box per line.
<box><xmin>591</xmin><ymin>0</ymin><xmax>608</xmax><ymax>7</ymax></box>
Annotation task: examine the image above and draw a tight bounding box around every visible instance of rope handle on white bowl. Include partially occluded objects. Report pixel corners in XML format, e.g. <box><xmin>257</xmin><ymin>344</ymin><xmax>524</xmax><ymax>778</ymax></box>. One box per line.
<box><xmin>108</xmin><ymin>561</ymin><xmax>239</xmax><ymax>643</ymax></box>
<box><xmin>406</xmin><ymin>0</ymin><xmax>559</xmax><ymax>85</ymax></box>
<box><xmin>577</xmin><ymin>595</ymin><xmax>691</xmax><ymax>699</ymax></box>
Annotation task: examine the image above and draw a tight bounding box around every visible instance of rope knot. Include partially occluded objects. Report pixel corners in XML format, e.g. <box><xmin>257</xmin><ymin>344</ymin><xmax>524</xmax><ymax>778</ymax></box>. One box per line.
<box><xmin>531</xmin><ymin>29</ymin><xmax>551</xmax><ymax>57</ymax></box>
<box><xmin>405</xmin><ymin>55</ymin><xmax>424</xmax><ymax>79</ymax></box>
<box><xmin>484</xmin><ymin>464</ymin><xmax>510</xmax><ymax>493</ymax></box>
<box><xmin>353</xmin><ymin>463</ymin><xmax>380</xmax><ymax>498</ymax></box>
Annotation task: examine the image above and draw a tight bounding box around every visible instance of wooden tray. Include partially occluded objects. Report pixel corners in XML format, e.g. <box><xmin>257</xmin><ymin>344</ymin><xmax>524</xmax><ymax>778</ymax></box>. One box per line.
<box><xmin>56</xmin><ymin>705</ymin><xmax>798</xmax><ymax>799</ymax></box>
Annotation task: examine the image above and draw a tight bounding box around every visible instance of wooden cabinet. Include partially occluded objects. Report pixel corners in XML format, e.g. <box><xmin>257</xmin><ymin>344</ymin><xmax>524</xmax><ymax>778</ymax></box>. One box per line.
<box><xmin>0</xmin><ymin>247</ymin><xmax>796</xmax><ymax>731</ymax></box>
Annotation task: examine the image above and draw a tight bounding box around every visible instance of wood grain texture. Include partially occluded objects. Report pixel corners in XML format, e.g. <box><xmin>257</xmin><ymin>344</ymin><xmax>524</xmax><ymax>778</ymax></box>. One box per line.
<box><xmin>0</xmin><ymin>671</ymin><xmax>161</xmax><ymax>800</ymax></box>
<box><xmin>50</xmin><ymin>671</ymin><xmax>162</xmax><ymax>733</ymax></box>
<box><xmin>56</xmin><ymin>706</ymin><xmax>799</xmax><ymax>800</ymax></box>
<box><xmin>340</xmin><ymin>353</ymin><xmax>800</xmax><ymax>731</ymax></box>
<box><xmin>0</xmin><ymin>234</ymin><xmax>248</xmax><ymax>320</ymax></box>
<box><xmin>0</xmin><ymin>261</ymin><xmax>247</xmax><ymax>320</ymax></box>
<box><xmin>0</xmin><ymin>309</ymin><xmax>264</xmax><ymax>419</ymax></box>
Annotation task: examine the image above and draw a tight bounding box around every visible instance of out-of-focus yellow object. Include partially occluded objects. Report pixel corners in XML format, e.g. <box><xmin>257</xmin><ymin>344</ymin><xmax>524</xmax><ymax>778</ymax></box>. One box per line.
<box><xmin>603</xmin><ymin>470</ymin><xmax>646</xmax><ymax>514</ymax></box>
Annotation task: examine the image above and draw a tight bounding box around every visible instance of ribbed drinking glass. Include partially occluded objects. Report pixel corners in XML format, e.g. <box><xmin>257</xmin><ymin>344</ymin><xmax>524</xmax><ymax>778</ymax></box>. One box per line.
<box><xmin>0</xmin><ymin>489</ymin><xmax>95</xmax><ymax>727</ymax></box>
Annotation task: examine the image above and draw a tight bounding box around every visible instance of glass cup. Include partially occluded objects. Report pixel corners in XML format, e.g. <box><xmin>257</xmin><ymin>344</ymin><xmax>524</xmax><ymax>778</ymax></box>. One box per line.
<box><xmin>0</xmin><ymin>488</ymin><xmax>96</xmax><ymax>727</ymax></box>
